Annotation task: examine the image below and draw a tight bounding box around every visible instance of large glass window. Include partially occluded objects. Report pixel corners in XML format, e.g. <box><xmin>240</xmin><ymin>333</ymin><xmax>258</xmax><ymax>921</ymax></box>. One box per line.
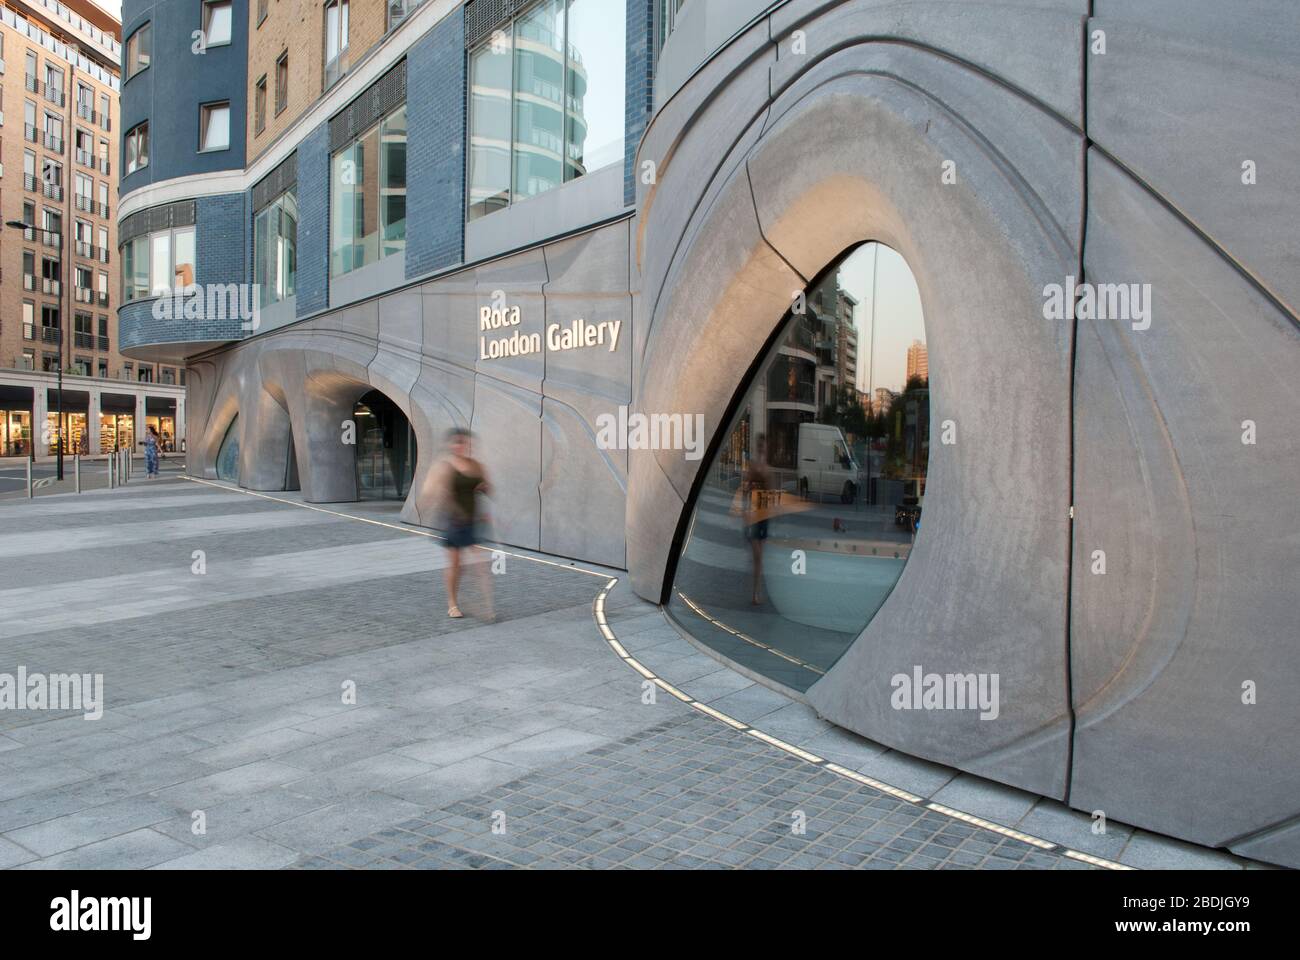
<box><xmin>126</xmin><ymin>23</ymin><xmax>151</xmax><ymax>79</ymax></box>
<box><xmin>467</xmin><ymin>23</ymin><xmax>514</xmax><ymax>219</ymax></box>
<box><xmin>122</xmin><ymin>226</ymin><xmax>197</xmax><ymax>302</ymax></box>
<box><xmin>467</xmin><ymin>0</ymin><xmax>626</xmax><ymax>220</ymax></box>
<box><xmin>330</xmin><ymin>105</ymin><xmax>406</xmax><ymax>277</ymax></box>
<box><xmin>254</xmin><ymin>189</ymin><xmax>298</xmax><ymax>307</ymax></box>
<box><xmin>669</xmin><ymin>243</ymin><xmax>929</xmax><ymax>693</ymax></box>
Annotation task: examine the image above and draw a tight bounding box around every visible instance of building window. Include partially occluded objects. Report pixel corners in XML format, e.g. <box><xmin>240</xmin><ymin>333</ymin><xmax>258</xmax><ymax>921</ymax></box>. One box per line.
<box><xmin>275</xmin><ymin>52</ymin><xmax>289</xmax><ymax>115</ymax></box>
<box><xmin>330</xmin><ymin>104</ymin><xmax>406</xmax><ymax>277</ymax></box>
<box><xmin>467</xmin><ymin>0</ymin><xmax>625</xmax><ymax>221</ymax></box>
<box><xmin>203</xmin><ymin>1</ymin><xmax>233</xmax><ymax>47</ymax></box>
<box><xmin>200</xmin><ymin>102</ymin><xmax>231</xmax><ymax>152</ymax></box>
<box><xmin>122</xmin><ymin>226</ymin><xmax>196</xmax><ymax>302</ymax></box>
<box><xmin>24</xmin><ymin>351</ymin><xmax>37</xmax><ymax>371</ymax></box>
<box><xmin>258</xmin><ymin>0</ymin><xmax>269</xmax><ymax>26</ymax></box>
<box><xmin>126</xmin><ymin>23</ymin><xmax>151</xmax><ymax>79</ymax></box>
<box><xmin>388</xmin><ymin>0</ymin><xmax>425</xmax><ymax>31</ymax></box>
<box><xmin>324</xmin><ymin>0</ymin><xmax>350</xmax><ymax>87</ymax></box>
<box><xmin>138</xmin><ymin>367</ymin><xmax>153</xmax><ymax>383</ymax></box>
<box><xmin>22</xmin><ymin>301</ymin><xmax>35</xmax><ymax>340</ymax></box>
<box><xmin>254</xmin><ymin>188</ymin><xmax>298</xmax><ymax>307</ymax></box>
<box><xmin>98</xmin><ymin>361</ymin><xmax>108</xmax><ymax>378</ymax></box>
<box><xmin>255</xmin><ymin>76</ymin><xmax>268</xmax><ymax>134</ymax></box>
<box><xmin>125</xmin><ymin>122</ymin><xmax>149</xmax><ymax>174</ymax></box>
<box><xmin>668</xmin><ymin>243</ymin><xmax>929</xmax><ymax>693</ymax></box>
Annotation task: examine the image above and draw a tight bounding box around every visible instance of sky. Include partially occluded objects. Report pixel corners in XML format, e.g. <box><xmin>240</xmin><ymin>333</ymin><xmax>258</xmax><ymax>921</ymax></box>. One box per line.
<box><xmin>836</xmin><ymin>243</ymin><xmax>926</xmax><ymax>396</ymax></box>
<box><xmin>92</xmin><ymin>0</ymin><xmax>121</xmax><ymax>19</ymax></box>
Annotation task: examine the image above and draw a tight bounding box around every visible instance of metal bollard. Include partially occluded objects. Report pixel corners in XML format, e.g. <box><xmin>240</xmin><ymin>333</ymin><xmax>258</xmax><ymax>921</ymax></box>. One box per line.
<box><xmin>108</xmin><ymin>450</ymin><xmax>114</xmax><ymax>489</ymax></box>
<box><xmin>26</xmin><ymin>457</ymin><xmax>33</xmax><ymax>499</ymax></box>
<box><xmin>75</xmin><ymin>455</ymin><xmax>81</xmax><ymax>494</ymax></box>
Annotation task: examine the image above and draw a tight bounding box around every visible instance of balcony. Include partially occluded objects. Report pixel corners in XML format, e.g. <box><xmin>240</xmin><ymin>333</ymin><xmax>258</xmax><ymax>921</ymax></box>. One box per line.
<box><xmin>24</xmin><ymin>74</ymin><xmax>41</xmax><ymax>95</ymax></box>
<box><xmin>74</xmin><ymin>194</ymin><xmax>108</xmax><ymax>218</ymax></box>
<box><xmin>40</xmin><ymin>327</ymin><xmax>61</xmax><ymax>345</ymax></box>
<box><xmin>23</xmin><ymin>173</ymin><xmax>39</xmax><ymax>193</ymax></box>
<box><xmin>45</xmin><ymin>87</ymin><xmax>66</xmax><ymax>108</ymax></box>
<box><xmin>43</xmin><ymin>181</ymin><xmax>64</xmax><ymax>201</ymax></box>
<box><xmin>97</xmin><ymin>292</ymin><xmax>110</xmax><ymax>307</ymax></box>
<box><xmin>42</xmin><ymin>278</ymin><xmax>62</xmax><ymax>296</ymax></box>
<box><xmin>74</xmin><ymin>332</ymin><xmax>95</xmax><ymax>349</ymax></box>
<box><xmin>76</xmin><ymin>103</ymin><xmax>98</xmax><ymax>124</ymax></box>
<box><xmin>74</xmin><ymin>287</ymin><xmax>94</xmax><ymax>304</ymax></box>
<box><xmin>23</xmin><ymin>123</ymin><xmax>40</xmax><ymax>144</ymax></box>
<box><xmin>97</xmin><ymin>336</ymin><xmax>110</xmax><ymax>352</ymax></box>
<box><xmin>43</xmin><ymin>133</ymin><xmax>65</xmax><ymax>153</ymax></box>
<box><xmin>23</xmin><ymin>274</ymin><xmax>37</xmax><ymax>292</ymax></box>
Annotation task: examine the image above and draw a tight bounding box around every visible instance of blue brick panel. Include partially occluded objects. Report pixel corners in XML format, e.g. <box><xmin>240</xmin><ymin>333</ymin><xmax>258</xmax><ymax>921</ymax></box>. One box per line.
<box><xmin>624</xmin><ymin>0</ymin><xmax>655</xmax><ymax>205</ymax></box>
<box><xmin>118</xmin><ymin>191</ymin><xmax>250</xmax><ymax>350</ymax></box>
<box><xmin>296</xmin><ymin>122</ymin><xmax>332</xmax><ymax>318</ymax></box>
<box><xmin>406</xmin><ymin>13</ymin><xmax>468</xmax><ymax>279</ymax></box>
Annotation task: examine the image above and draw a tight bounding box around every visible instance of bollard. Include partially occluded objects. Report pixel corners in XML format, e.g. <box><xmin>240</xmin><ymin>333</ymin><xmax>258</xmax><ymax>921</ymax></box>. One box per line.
<box><xmin>26</xmin><ymin>457</ymin><xmax>33</xmax><ymax>499</ymax></box>
<box><xmin>108</xmin><ymin>450</ymin><xmax>114</xmax><ymax>489</ymax></box>
<box><xmin>75</xmin><ymin>455</ymin><xmax>81</xmax><ymax>494</ymax></box>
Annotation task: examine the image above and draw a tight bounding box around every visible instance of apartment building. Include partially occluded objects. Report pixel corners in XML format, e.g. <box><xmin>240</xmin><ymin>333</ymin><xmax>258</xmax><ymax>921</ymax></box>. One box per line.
<box><xmin>0</xmin><ymin>0</ymin><xmax>184</xmax><ymax>458</ymax></box>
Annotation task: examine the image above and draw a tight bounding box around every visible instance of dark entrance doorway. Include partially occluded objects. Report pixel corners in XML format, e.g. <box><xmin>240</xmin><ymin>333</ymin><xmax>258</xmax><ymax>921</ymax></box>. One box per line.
<box><xmin>354</xmin><ymin>391</ymin><xmax>416</xmax><ymax>500</ymax></box>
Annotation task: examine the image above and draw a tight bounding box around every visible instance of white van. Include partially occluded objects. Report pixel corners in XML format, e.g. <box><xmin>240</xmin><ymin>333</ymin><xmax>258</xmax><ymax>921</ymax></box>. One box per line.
<box><xmin>796</xmin><ymin>423</ymin><xmax>859</xmax><ymax>502</ymax></box>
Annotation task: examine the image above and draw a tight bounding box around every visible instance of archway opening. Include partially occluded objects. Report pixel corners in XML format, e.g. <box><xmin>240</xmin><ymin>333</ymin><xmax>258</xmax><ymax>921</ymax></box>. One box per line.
<box><xmin>668</xmin><ymin>242</ymin><xmax>929</xmax><ymax>692</ymax></box>
<box><xmin>353</xmin><ymin>390</ymin><xmax>416</xmax><ymax>500</ymax></box>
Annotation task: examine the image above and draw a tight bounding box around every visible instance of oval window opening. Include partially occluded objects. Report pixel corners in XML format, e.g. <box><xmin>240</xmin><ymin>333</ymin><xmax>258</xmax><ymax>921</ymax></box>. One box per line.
<box><xmin>669</xmin><ymin>242</ymin><xmax>929</xmax><ymax>693</ymax></box>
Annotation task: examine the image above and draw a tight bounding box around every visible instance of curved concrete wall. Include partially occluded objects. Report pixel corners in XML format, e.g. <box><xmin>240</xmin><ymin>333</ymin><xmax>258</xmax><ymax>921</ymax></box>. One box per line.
<box><xmin>189</xmin><ymin>221</ymin><xmax>634</xmax><ymax>569</ymax></box>
<box><xmin>626</xmin><ymin>0</ymin><xmax>1299</xmax><ymax>865</ymax></box>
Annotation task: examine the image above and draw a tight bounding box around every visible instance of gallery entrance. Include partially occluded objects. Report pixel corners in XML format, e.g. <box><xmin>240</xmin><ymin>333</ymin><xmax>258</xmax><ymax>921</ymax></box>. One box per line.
<box><xmin>354</xmin><ymin>391</ymin><xmax>416</xmax><ymax>501</ymax></box>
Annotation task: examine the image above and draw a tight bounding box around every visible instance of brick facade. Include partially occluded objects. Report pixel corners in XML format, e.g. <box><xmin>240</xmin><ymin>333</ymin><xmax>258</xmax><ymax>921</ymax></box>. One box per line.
<box><xmin>404</xmin><ymin>11</ymin><xmax>466</xmax><ymax>279</ymax></box>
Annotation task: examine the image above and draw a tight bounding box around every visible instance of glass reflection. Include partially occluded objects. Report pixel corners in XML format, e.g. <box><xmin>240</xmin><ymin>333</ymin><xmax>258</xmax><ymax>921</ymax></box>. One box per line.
<box><xmin>670</xmin><ymin>243</ymin><xmax>929</xmax><ymax>692</ymax></box>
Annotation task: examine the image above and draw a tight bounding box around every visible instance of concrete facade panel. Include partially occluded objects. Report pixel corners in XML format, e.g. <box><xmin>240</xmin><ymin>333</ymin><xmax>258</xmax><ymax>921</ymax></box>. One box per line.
<box><xmin>1070</xmin><ymin>150</ymin><xmax>1300</xmax><ymax>857</ymax></box>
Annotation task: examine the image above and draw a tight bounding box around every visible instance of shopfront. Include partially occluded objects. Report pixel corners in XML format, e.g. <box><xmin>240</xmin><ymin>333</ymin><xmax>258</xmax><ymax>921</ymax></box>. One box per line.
<box><xmin>45</xmin><ymin>390</ymin><xmax>91</xmax><ymax>457</ymax></box>
<box><xmin>0</xmin><ymin>386</ymin><xmax>34</xmax><ymax>459</ymax></box>
<box><xmin>100</xmin><ymin>394</ymin><xmax>137</xmax><ymax>453</ymax></box>
<box><xmin>146</xmin><ymin>397</ymin><xmax>178</xmax><ymax>452</ymax></box>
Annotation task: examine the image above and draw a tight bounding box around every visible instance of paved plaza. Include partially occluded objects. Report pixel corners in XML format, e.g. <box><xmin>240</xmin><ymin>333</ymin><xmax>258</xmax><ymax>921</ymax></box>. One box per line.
<box><xmin>0</xmin><ymin>480</ymin><xmax>1263</xmax><ymax>870</ymax></box>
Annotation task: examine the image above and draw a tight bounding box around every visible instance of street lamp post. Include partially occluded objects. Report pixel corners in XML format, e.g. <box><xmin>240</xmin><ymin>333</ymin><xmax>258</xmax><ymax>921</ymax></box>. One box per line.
<box><xmin>6</xmin><ymin>219</ymin><xmax>64</xmax><ymax>481</ymax></box>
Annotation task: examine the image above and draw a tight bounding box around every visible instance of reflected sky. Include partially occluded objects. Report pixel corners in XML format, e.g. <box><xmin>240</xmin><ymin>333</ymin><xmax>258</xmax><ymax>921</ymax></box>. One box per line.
<box><xmin>837</xmin><ymin>243</ymin><xmax>926</xmax><ymax>396</ymax></box>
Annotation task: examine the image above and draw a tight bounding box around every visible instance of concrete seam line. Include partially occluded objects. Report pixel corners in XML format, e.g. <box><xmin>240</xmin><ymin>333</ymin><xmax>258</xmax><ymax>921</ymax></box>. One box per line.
<box><xmin>591</xmin><ymin>581</ymin><xmax>1135</xmax><ymax>871</ymax></box>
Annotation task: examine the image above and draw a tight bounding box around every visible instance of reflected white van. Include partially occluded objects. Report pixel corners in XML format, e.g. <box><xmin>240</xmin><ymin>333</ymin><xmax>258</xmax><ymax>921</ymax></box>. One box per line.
<box><xmin>796</xmin><ymin>423</ymin><xmax>859</xmax><ymax>502</ymax></box>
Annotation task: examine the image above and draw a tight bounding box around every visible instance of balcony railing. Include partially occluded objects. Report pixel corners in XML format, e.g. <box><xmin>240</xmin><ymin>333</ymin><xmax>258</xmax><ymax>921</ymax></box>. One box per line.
<box><xmin>23</xmin><ymin>173</ymin><xmax>38</xmax><ymax>193</ymax></box>
<box><xmin>97</xmin><ymin>335</ymin><xmax>110</xmax><ymax>352</ymax></box>
<box><xmin>97</xmin><ymin>292</ymin><xmax>110</xmax><ymax>307</ymax></box>
<box><xmin>24</xmin><ymin>74</ymin><xmax>40</xmax><ymax>94</ymax></box>
<box><xmin>23</xmin><ymin>274</ymin><xmax>37</xmax><ymax>291</ymax></box>
<box><xmin>43</xmin><ymin>133</ymin><xmax>65</xmax><ymax>153</ymax></box>
<box><xmin>40</xmin><ymin>327</ymin><xmax>61</xmax><ymax>344</ymax></box>
<box><xmin>43</xmin><ymin>181</ymin><xmax>64</xmax><ymax>201</ymax></box>
<box><xmin>45</xmin><ymin>87</ymin><xmax>66</xmax><ymax>108</ymax></box>
<box><xmin>23</xmin><ymin>123</ymin><xmax>40</xmax><ymax>144</ymax></box>
<box><xmin>42</xmin><ymin>277</ymin><xmax>62</xmax><ymax>295</ymax></box>
<box><xmin>76</xmin><ymin>103</ymin><xmax>97</xmax><ymax>123</ymax></box>
<box><xmin>74</xmin><ymin>287</ymin><xmax>93</xmax><ymax>304</ymax></box>
<box><xmin>74</xmin><ymin>331</ymin><xmax>95</xmax><ymax>349</ymax></box>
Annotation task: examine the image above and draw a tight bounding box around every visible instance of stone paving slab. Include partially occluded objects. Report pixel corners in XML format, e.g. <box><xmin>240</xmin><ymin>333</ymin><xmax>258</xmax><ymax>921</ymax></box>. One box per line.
<box><xmin>0</xmin><ymin>479</ymin><xmax>1258</xmax><ymax>870</ymax></box>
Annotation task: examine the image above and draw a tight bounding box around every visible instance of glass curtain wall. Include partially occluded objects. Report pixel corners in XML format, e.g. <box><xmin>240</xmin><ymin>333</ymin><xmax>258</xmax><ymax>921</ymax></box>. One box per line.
<box><xmin>467</xmin><ymin>0</ymin><xmax>625</xmax><ymax>220</ymax></box>
<box><xmin>330</xmin><ymin>106</ymin><xmax>407</xmax><ymax>277</ymax></box>
<box><xmin>254</xmin><ymin>190</ymin><xmax>298</xmax><ymax>307</ymax></box>
<box><xmin>669</xmin><ymin>243</ymin><xmax>929</xmax><ymax>693</ymax></box>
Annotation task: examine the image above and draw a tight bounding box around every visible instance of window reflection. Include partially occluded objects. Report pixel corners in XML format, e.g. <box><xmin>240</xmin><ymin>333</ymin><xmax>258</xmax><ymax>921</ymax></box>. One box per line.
<box><xmin>670</xmin><ymin>243</ymin><xmax>929</xmax><ymax>692</ymax></box>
